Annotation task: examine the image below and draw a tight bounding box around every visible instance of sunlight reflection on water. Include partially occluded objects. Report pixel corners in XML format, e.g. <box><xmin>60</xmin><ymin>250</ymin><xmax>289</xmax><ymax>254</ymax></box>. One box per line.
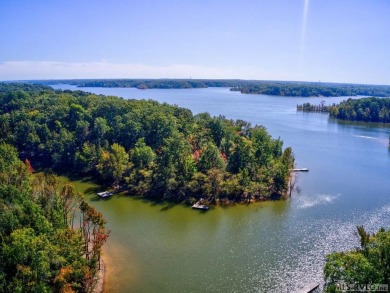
<box><xmin>256</xmin><ymin>204</ymin><xmax>390</xmax><ymax>293</ymax></box>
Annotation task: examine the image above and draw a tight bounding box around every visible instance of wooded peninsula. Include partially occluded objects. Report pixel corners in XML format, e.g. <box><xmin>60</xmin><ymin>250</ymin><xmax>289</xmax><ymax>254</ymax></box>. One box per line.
<box><xmin>0</xmin><ymin>82</ymin><xmax>294</xmax><ymax>292</ymax></box>
<box><xmin>35</xmin><ymin>79</ymin><xmax>390</xmax><ymax>97</ymax></box>
<box><xmin>0</xmin><ymin>83</ymin><xmax>294</xmax><ymax>204</ymax></box>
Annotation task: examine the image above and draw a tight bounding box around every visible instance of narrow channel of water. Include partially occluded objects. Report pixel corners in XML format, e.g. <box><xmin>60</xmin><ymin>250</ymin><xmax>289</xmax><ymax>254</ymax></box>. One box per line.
<box><xmin>53</xmin><ymin>85</ymin><xmax>390</xmax><ymax>292</ymax></box>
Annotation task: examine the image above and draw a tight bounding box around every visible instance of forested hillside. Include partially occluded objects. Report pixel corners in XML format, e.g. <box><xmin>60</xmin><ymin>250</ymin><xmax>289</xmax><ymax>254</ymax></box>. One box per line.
<box><xmin>0</xmin><ymin>143</ymin><xmax>108</xmax><ymax>292</ymax></box>
<box><xmin>0</xmin><ymin>83</ymin><xmax>294</xmax><ymax>203</ymax></box>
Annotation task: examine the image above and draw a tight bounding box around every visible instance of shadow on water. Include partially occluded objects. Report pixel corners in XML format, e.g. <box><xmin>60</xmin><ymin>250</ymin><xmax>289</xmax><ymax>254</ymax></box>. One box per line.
<box><xmin>196</xmin><ymin>209</ymin><xmax>210</xmax><ymax>214</ymax></box>
<box><xmin>160</xmin><ymin>203</ymin><xmax>176</xmax><ymax>212</ymax></box>
<box><xmin>59</xmin><ymin>172</ymin><xmax>93</xmax><ymax>182</ymax></box>
<box><xmin>80</xmin><ymin>177</ymin><xmax>95</xmax><ymax>183</ymax></box>
<box><xmin>328</xmin><ymin>117</ymin><xmax>390</xmax><ymax>130</ymax></box>
<box><xmin>84</xmin><ymin>186</ymin><xmax>100</xmax><ymax>195</ymax></box>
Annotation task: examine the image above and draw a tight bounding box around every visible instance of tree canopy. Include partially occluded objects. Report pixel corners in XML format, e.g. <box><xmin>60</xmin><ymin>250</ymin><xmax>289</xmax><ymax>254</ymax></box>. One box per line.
<box><xmin>0</xmin><ymin>143</ymin><xmax>108</xmax><ymax>292</ymax></box>
<box><xmin>328</xmin><ymin>97</ymin><xmax>390</xmax><ymax>123</ymax></box>
<box><xmin>0</xmin><ymin>83</ymin><xmax>294</xmax><ymax>204</ymax></box>
<box><xmin>297</xmin><ymin>97</ymin><xmax>390</xmax><ymax>123</ymax></box>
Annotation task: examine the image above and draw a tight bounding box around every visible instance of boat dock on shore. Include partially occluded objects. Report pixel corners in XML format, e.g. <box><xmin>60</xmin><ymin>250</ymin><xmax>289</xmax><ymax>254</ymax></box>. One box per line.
<box><xmin>192</xmin><ymin>201</ymin><xmax>210</xmax><ymax>210</ymax></box>
<box><xmin>296</xmin><ymin>282</ymin><xmax>320</xmax><ymax>293</ymax></box>
<box><xmin>97</xmin><ymin>191</ymin><xmax>113</xmax><ymax>198</ymax></box>
<box><xmin>293</xmin><ymin>168</ymin><xmax>309</xmax><ymax>172</ymax></box>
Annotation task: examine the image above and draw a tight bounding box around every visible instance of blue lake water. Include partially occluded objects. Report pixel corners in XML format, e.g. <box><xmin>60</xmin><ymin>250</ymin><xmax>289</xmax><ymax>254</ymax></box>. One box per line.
<box><xmin>52</xmin><ymin>84</ymin><xmax>390</xmax><ymax>292</ymax></box>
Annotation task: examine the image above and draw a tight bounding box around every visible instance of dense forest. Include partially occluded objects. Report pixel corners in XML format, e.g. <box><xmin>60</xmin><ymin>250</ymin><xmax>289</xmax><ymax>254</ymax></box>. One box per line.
<box><xmin>329</xmin><ymin>97</ymin><xmax>390</xmax><ymax>123</ymax></box>
<box><xmin>0</xmin><ymin>143</ymin><xmax>108</xmax><ymax>292</ymax></box>
<box><xmin>324</xmin><ymin>226</ymin><xmax>390</xmax><ymax>292</ymax></box>
<box><xmin>0</xmin><ymin>83</ymin><xmax>294</xmax><ymax>204</ymax></box>
<box><xmin>233</xmin><ymin>82</ymin><xmax>390</xmax><ymax>97</ymax></box>
<box><xmin>297</xmin><ymin>97</ymin><xmax>390</xmax><ymax>123</ymax></box>
<box><xmin>33</xmin><ymin>79</ymin><xmax>390</xmax><ymax>97</ymax></box>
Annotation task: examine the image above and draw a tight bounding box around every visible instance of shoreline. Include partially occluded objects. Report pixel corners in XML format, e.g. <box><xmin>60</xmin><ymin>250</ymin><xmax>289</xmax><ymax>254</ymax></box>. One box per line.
<box><xmin>93</xmin><ymin>255</ymin><xmax>106</xmax><ymax>293</ymax></box>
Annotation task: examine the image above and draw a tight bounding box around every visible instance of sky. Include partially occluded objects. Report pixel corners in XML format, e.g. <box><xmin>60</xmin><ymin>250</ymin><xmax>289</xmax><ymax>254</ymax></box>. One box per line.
<box><xmin>0</xmin><ymin>0</ymin><xmax>389</xmax><ymax>85</ymax></box>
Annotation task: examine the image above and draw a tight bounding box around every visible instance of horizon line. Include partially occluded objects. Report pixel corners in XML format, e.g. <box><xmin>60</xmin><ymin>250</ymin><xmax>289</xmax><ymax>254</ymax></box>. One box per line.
<box><xmin>2</xmin><ymin>78</ymin><xmax>390</xmax><ymax>87</ymax></box>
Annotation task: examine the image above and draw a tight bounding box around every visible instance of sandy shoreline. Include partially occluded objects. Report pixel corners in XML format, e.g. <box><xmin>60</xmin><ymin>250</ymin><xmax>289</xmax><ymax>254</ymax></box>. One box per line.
<box><xmin>93</xmin><ymin>256</ymin><xmax>106</xmax><ymax>293</ymax></box>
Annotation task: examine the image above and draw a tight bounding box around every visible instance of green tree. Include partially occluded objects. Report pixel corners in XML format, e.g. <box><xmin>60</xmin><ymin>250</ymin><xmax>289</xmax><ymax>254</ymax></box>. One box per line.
<box><xmin>75</xmin><ymin>142</ymin><xmax>98</xmax><ymax>174</ymax></box>
<box><xmin>110</xmin><ymin>143</ymin><xmax>129</xmax><ymax>186</ymax></box>
<box><xmin>198</xmin><ymin>143</ymin><xmax>225</xmax><ymax>173</ymax></box>
<box><xmin>92</xmin><ymin>117</ymin><xmax>110</xmax><ymax>147</ymax></box>
<box><xmin>130</xmin><ymin>138</ymin><xmax>155</xmax><ymax>169</ymax></box>
<box><xmin>227</xmin><ymin>136</ymin><xmax>254</xmax><ymax>174</ymax></box>
<box><xmin>324</xmin><ymin>227</ymin><xmax>390</xmax><ymax>292</ymax></box>
<box><xmin>96</xmin><ymin>143</ymin><xmax>129</xmax><ymax>185</ymax></box>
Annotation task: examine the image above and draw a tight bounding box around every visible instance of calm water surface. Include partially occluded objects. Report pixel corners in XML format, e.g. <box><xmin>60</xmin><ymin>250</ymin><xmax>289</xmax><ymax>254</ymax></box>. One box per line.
<box><xmin>52</xmin><ymin>85</ymin><xmax>390</xmax><ymax>293</ymax></box>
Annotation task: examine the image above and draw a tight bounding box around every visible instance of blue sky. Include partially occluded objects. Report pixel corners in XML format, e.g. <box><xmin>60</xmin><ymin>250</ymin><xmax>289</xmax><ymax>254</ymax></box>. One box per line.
<box><xmin>1</xmin><ymin>0</ymin><xmax>389</xmax><ymax>84</ymax></box>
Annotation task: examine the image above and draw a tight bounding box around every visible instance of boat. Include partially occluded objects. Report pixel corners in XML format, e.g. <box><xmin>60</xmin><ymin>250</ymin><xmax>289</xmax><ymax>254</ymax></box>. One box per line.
<box><xmin>97</xmin><ymin>191</ymin><xmax>113</xmax><ymax>198</ymax></box>
<box><xmin>192</xmin><ymin>202</ymin><xmax>210</xmax><ymax>210</ymax></box>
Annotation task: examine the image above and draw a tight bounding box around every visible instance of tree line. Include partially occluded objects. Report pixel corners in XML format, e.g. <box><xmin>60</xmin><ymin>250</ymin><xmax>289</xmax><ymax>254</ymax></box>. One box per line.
<box><xmin>34</xmin><ymin>79</ymin><xmax>390</xmax><ymax>97</ymax></box>
<box><xmin>0</xmin><ymin>143</ymin><xmax>109</xmax><ymax>292</ymax></box>
<box><xmin>329</xmin><ymin>97</ymin><xmax>390</xmax><ymax>123</ymax></box>
<box><xmin>233</xmin><ymin>82</ymin><xmax>390</xmax><ymax>97</ymax></box>
<box><xmin>35</xmin><ymin>79</ymin><xmax>251</xmax><ymax>90</ymax></box>
<box><xmin>297</xmin><ymin>102</ymin><xmax>330</xmax><ymax>112</ymax></box>
<box><xmin>297</xmin><ymin>97</ymin><xmax>390</xmax><ymax>123</ymax></box>
<box><xmin>0</xmin><ymin>83</ymin><xmax>294</xmax><ymax>204</ymax></box>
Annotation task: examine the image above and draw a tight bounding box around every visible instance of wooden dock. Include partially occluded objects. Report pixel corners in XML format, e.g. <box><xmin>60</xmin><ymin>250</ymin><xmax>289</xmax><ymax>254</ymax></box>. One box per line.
<box><xmin>296</xmin><ymin>282</ymin><xmax>320</xmax><ymax>293</ymax></box>
<box><xmin>97</xmin><ymin>191</ymin><xmax>113</xmax><ymax>198</ymax></box>
<box><xmin>192</xmin><ymin>202</ymin><xmax>210</xmax><ymax>210</ymax></box>
<box><xmin>293</xmin><ymin>168</ymin><xmax>309</xmax><ymax>172</ymax></box>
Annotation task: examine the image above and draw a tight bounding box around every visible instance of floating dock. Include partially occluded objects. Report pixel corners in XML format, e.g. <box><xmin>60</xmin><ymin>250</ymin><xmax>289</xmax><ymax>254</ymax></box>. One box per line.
<box><xmin>297</xmin><ymin>282</ymin><xmax>320</xmax><ymax>293</ymax></box>
<box><xmin>293</xmin><ymin>168</ymin><xmax>309</xmax><ymax>172</ymax></box>
<box><xmin>192</xmin><ymin>202</ymin><xmax>210</xmax><ymax>210</ymax></box>
<box><xmin>97</xmin><ymin>191</ymin><xmax>113</xmax><ymax>198</ymax></box>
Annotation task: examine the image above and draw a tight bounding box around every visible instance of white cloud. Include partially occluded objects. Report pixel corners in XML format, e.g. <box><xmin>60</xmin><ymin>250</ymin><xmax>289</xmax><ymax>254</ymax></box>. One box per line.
<box><xmin>0</xmin><ymin>60</ymin><xmax>241</xmax><ymax>80</ymax></box>
<box><xmin>0</xmin><ymin>60</ymin><xmax>304</xmax><ymax>82</ymax></box>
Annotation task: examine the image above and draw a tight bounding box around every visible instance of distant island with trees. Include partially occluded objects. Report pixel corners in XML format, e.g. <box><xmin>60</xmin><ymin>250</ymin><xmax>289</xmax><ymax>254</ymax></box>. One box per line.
<box><xmin>33</xmin><ymin>79</ymin><xmax>390</xmax><ymax>97</ymax></box>
<box><xmin>297</xmin><ymin>97</ymin><xmax>390</xmax><ymax>123</ymax></box>
<box><xmin>0</xmin><ymin>83</ymin><xmax>294</xmax><ymax>205</ymax></box>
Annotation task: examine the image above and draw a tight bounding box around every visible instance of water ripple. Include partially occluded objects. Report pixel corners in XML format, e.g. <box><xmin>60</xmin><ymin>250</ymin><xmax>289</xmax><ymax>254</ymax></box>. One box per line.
<box><xmin>295</xmin><ymin>193</ymin><xmax>340</xmax><ymax>209</ymax></box>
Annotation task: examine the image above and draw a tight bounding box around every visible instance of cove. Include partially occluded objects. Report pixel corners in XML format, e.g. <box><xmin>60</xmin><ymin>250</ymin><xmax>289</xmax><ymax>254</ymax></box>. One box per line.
<box><xmin>52</xmin><ymin>85</ymin><xmax>390</xmax><ymax>292</ymax></box>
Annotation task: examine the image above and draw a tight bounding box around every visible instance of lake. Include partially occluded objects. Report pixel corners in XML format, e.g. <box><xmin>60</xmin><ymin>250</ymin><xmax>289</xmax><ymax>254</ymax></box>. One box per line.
<box><xmin>52</xmin><ymin>84</ymin><xmax>390</xmax><ymax>292</ymax></box>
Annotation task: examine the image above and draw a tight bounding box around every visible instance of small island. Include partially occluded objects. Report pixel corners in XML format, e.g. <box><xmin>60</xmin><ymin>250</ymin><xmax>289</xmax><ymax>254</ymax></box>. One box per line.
<box><xmin>297</xmin><ymin>97</ymin><xmax>390</xmax><ymax>123</ymax></box>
